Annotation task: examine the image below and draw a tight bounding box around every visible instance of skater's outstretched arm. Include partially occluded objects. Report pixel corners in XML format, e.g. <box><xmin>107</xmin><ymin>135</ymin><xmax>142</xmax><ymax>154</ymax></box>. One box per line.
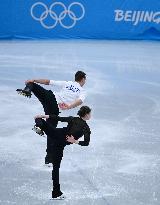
<box><xmin>25</xmin><ymin>79</ymin><xmax>50</xmax><ymax>85</ymax></box>
<box><xmin>60</xmin><ymin>90</ymin><xmax>86</xmax><ymax>110</ymax></box>
<box><xmin>60</xmin><ymin>99</ymin><xmax>83</xmax><ymax>110</ymax></box>
<box><xmin>78</xmin><ymin>128</ymin><xmax>91</xmax><ymax>146</ymax></box>
<box><xmin>25</xmin><ymin>79</ymin><xmax>67</xmax><ymax>86</ymax></box>
<box><xmin>66</xmin><ymin>129</ymin><xmax>90</xmax><ymax>146</ymax></box>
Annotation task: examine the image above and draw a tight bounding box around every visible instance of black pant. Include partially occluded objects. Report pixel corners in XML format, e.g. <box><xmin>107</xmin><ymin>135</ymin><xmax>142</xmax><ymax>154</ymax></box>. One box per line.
<box><xmin>35</xmin><ymin>118</ymin><xmax>66</xmax><ymax>196</ymax></box>
<box><xmin>26</xmin><ymin>82</ymin><xmax>59</xmax><ymax>156</ymax></box>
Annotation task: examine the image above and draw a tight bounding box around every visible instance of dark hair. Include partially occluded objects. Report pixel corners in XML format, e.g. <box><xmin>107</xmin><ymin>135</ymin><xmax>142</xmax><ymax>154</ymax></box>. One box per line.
<box><xmin>77</xmin><ymin>106</ymin><xmax>91</xmax><ymax>117</ymax></box>
<box><xmin>75</xmin><ymin>71</ymin><xmax>86</xmax><ymax>82</ymax></box>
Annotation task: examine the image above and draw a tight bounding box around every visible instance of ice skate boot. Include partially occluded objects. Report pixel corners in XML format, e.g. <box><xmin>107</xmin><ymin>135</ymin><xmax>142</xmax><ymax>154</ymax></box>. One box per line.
<box><xmin>51</xmin><ymin>191</ymin><xmax>66</xmax><ymax>200</ymax></box>
<box><xmin>32</xmin><ymin>125</ymin><xmax>44</xmax><ymax>136</ymax></box>
<box><xmin>45</xmin><ymin>155</ymin><xmax>52</xmax><ymax>165</ymax></box>
<box><xmin>16</xmin><ymin>87</ymin><xmax>32</xmax><ymax>98</ymax></box>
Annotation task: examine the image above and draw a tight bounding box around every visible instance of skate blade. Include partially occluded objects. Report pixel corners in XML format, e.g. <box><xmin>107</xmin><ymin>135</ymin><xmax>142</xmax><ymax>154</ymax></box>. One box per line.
<box><xmin>50</xmin><ymin>195</ymin><xmax>66</xmax><ymax>200</ymax></box>
<box><xmin>17</xmin><ymin>91</ymin><xmax>23</xmax><ymax>95</ymax></box>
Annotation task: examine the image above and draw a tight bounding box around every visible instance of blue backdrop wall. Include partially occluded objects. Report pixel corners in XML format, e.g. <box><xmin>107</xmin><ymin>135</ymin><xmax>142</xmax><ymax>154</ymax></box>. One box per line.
<box><xmin>0</xmin><ymin>0</ymin><xmax>160</xmax><ymax>40</ymax></box>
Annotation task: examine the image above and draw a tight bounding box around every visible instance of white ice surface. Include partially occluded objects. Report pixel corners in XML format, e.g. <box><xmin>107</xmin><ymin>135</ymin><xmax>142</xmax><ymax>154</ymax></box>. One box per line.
<box><xmin>0</xmin><ymin>40</ymin><xmax>160</xmax><ymax>205</ymax></box>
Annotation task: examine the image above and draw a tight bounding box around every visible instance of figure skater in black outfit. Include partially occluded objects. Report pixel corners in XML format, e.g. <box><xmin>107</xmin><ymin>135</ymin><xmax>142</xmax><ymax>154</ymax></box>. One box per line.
<box><xmin>34</xmin><ymin>106</ymin><xmax>91</xmax><ymax>200</ymax></box>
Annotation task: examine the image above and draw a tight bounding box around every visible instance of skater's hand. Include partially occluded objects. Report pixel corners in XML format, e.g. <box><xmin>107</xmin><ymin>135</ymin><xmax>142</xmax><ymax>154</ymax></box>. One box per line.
<box><xmin>34</xmin><ymin>115</ymin><xmax>43</xmax><ymax>119</ymax></box>
<box><xmin>34</xmin><ymin>114</ymin><xmax>49</xmax><ymax>119</ymax></box>
<box><xmin>25</xmin><ymin>79</ymin><xmax>35</xmax><ymax>85</ymax></box>
<box><xmin>66</xmin><ymin>135</ymin><xmax>76</xmax><ymax>143</ymax></box>
<box><xmin>59</xmin><ymin>103</ymin><xmax>71</xmax><ymax>110</ymax></box>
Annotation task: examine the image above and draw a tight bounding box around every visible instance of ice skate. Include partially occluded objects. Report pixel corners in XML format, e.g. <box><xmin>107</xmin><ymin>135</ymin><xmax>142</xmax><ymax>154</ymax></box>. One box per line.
<box><xmin>50</xmin><ymin>194</ymin><xmax>66</xmax><ymax>200</ymax></box>
<box><xmin>44</xmin><ymin>155</ymin><xmax>52</xmax><ymax>167</ymax></box>
<box><xmin>16</xmin><ymin>88</ymin><xmax>32</xmax><ymax>98</ymax></box>
<box><xmin>32</xmin><ymin>125</ymin><xmax>44</xmax><ymax>136</ymax></box>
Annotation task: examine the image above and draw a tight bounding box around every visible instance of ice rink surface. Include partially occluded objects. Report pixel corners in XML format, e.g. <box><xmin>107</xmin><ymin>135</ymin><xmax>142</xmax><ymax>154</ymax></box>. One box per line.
<box><xmin>0</xmin><ymin>40</ymin><xmax>160</xmax><ymax>205</ymax></box>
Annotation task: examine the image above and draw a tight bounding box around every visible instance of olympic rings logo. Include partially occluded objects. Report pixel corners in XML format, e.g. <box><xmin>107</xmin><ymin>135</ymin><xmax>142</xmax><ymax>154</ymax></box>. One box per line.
<box><xmin>30</xmin><ymin>1</ymin><xmax>85</xmax><ymax>29</ymax></box>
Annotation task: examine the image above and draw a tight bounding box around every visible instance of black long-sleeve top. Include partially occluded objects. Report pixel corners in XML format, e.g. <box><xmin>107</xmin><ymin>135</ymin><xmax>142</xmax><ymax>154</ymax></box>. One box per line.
<box><xmin>49</xmin><ymin>115</ymin><xmax>91</xmax><ymax>146</ymax></box>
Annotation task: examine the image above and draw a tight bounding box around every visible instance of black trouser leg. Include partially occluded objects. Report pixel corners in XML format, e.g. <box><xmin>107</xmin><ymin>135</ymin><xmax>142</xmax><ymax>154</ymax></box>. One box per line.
<box><xmin>52</xmin><ymin>163</ymin><xmax>62</xmax><ymax>197</ymax></box>
<box><xmin>51</xmin><ymin>149</ymin><xmax>64</xmax><ymax>198</ymax></box>
<box><xmin>46</xmin><ymin>118</ymin><xmax>58</xmax><ymax>158</ymax></box>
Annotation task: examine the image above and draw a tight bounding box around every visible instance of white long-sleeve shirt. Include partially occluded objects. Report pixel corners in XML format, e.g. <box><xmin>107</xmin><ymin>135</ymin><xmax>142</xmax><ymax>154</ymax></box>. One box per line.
<box><xmin>49</xmin><ymin>80</ymin><xmax>86</xmax><ymax>104</ymax></box>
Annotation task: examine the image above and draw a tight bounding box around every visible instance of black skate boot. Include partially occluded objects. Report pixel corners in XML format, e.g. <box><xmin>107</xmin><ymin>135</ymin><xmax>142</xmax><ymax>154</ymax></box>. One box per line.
<box><xmin>16</xmin><ymin>86</ymin><xmax>32</xmax><ymax>98</ymax></box>
<box><xmin>32</xmin><ymin>125</ymin><xmax>44</xmax><ymax>136</ymax></box>
<box><xmin>45</xmin><ymin>154</ymin><xmax>52</xmax><ymax>164</ymax></box>
<box><xmin>51</xmin><ymin>190</ymin><xmax>66</xmax><ymax>200</ymax></box>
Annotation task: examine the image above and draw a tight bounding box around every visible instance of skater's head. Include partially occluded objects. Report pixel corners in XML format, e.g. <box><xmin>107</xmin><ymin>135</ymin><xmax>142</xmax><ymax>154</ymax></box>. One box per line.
<box><xmin>77</xmin><ymin>106</ymin><xmax>91</xmax><ymax>120</ymax></box>
<box><xmin>75</xmin><ymin>71</ymin><xmax>86</xmax><ymax>87</ymax></box>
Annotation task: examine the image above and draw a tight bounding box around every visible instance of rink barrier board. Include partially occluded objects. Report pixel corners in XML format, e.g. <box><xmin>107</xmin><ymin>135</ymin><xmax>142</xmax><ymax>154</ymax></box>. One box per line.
<box><xmin>0</xmin><ymin>0</ymin><xmax>160</xmax><ymax>40</ymax></box>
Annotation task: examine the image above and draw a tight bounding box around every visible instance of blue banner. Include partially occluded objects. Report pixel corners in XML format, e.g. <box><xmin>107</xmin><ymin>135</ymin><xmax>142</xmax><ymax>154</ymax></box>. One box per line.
<box><xmin>0</xmin><ymin>0</ymin><xmax>160</xmax><ymax>40</ymax></box>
